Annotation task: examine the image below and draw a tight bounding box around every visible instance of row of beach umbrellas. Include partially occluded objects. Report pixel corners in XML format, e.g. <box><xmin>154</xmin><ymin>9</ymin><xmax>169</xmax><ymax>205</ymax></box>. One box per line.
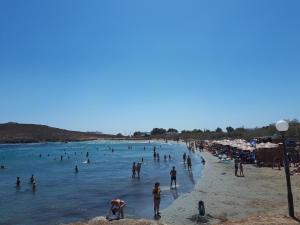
<box><xmin>211</xmin><ymin>139</ymin><xmax>279</xmax><ymax>152</ymax></box>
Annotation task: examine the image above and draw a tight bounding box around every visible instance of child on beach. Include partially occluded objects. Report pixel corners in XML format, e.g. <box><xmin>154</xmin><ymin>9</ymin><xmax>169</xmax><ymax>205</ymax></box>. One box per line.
<box><xmin>152</xmin><ymin>182</ymin><xmax>161</xmax><ymax>218</ymax></box>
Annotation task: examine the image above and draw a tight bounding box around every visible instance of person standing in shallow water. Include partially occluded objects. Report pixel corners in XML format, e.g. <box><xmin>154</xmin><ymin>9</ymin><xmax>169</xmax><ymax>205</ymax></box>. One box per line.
<box><xmin>152</xmin><ymin>182</ymin><xmax>161</xmax><ymax>218</ymax></box>
<box><xmin>170</xmin><ymin>166</ymin><xmax>177</xmax><ymax>188</ymax></box>
<box><xmin>187</xmin><ymin>155</ymin><xmax>192</xmax><ymax>170</ymax></box>
<box><xmin>16</xmin><ymin>177</ymin><xmax>21</xmax><ymax>187</ymax></box>
<box><xmin>136</xmin><ymin>163</ymin><xmax>141</xmax><ymax>178</ymax></box>
<box><xmin>183</xmin><ymin>153</ymin><xmax>187</xmax><ymax>164</ymax></box>
<box><xmin>30</xmin><ymin>174</ymin><xmax>35</xmax><ymax>184</ymax></box>
<box><xmin>132</xmin><ymin>162</ymin><xmax>136</xmax><ymax>178</ymax></box>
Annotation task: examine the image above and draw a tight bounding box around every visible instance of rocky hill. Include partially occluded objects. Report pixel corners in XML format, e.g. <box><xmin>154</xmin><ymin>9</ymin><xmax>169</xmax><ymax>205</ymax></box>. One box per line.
<box><xmin>0</xmin><ymin>122</ymin><xmax>115</xmax><ymax>144</ymax></box>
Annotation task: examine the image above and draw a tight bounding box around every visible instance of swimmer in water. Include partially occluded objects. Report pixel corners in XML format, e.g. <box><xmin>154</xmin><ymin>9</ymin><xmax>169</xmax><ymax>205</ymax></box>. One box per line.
<box><xmin>30</xmin><ymin>174</ymin><xmax>35</xmax><ymax>184</ymax></box>
<box><xmin>16</xmin><ymin>177</ymin><xmax>21</xmax><ymax>187</ymax></box>
<box><xmin>32</xmin><ymin>180</ymin><xmax>36</xmax><ymax>192</ymax></box>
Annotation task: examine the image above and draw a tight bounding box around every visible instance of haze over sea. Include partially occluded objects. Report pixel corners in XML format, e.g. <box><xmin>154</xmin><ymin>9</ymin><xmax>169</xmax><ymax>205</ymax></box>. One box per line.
<box><xmin>0</xmin><ymin>141</ymin><xmax>202</xmax><ymax>225</ymax></box>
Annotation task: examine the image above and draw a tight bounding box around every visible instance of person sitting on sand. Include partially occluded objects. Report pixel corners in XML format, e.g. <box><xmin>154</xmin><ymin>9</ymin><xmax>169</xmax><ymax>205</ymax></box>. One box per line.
<box><xmin>107</xmin><ymin>199</ymin><xmax>126</xmax><ymax>220</ymax></box>
<box><xmin>198</xmin><ymin>201</ymin><xmax>205</xmax><ymax>217</ymax></box>
<box><xmin>152</xmin><ymin>182</ymin><xmax>161</xmax><ymax>218</ymax></box>
<box><xmin>132</xmin><ymin>162</ymin><xmax>136</xmax><ymax>178</ymax></box>
<box><xmin>170</xmin><ymin>166</ymin><xmax>177</xmax><ymax>188</ymax></box>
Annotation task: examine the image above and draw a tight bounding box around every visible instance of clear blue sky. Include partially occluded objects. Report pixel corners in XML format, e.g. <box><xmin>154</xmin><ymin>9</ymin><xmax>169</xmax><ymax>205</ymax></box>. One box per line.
<box><xmin>0</xmin><ymin>0</ymin><xmax>299</xmax><ymax>134</ymax></box>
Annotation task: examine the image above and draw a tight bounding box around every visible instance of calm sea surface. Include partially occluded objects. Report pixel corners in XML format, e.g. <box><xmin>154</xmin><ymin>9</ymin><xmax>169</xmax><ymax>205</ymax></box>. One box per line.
<box><xmin>0</xmin><ymin>140</ymin><xmax>203</xmax><ymax>225</ymax></box>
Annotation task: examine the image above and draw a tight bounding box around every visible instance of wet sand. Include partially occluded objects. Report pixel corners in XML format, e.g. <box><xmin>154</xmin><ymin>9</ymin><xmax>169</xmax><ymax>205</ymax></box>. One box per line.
<box><xmin>161</xmin><ymin>151</ymin><xmax>300</xmax><ymax>225</ymax></box>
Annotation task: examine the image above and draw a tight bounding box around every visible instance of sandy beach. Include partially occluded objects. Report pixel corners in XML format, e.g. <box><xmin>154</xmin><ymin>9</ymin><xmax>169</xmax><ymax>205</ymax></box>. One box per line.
<box><xmin>161</xmin><ymin>151</ymin><xmax>300</xmax><ymax>225</ymax></box>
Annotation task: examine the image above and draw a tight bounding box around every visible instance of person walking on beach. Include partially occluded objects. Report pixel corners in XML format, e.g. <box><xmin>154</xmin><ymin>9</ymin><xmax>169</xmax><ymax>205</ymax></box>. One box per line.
<box><xmin>234</xmin><ymin>158</ymin><xmax>239</xmax><ymax>176</ymax></box>
<box><xmin>132</xmin><ymin>162</ymin><xmax>136</xmax><ymax>178</ymax></box>
<box><xmin>157</xmin><ymin>153</ymin><xmax>160</xmax><ymax>161</ymax></box>
<box><xmin>75</xmin><ymin>165</ymin><xmax>79</xmax><ymax>173</ymax></box>
<box><xmin>187</xmin><ymin>155</ymin><xmax>192</xmax><ymax>170</ymax></box>
<box><xmin>170</xmin><ymin>166</ymin><xmax>177</xmax><ymax>188</ymax></box>
<box><xmin>169</xmin><ymin>154</ymin><xmax>171</xmax><ymax>160</ymax></box>
<box><xmin>239</xmin><ymin>161</ymin><xmax>244</xmax><ymax>177</ymax></box>
<box><xmin>107</xmin><ymin>199</ymin><xmax>126</xmax><ymax>220</ymax></box>
<box><xmin>183</xmin><ymin>153</ymin><xmax>187</xmax><ymax>164</ymax></box>
<box><xmin>86</xmin><ymin>152</ymin><xmax>89</xmax><ymax>158</ymax></box>
<box><xmin>152</xmin><ymin>182</ymin><xmax>161</xmax><ymax>218</ymax></box>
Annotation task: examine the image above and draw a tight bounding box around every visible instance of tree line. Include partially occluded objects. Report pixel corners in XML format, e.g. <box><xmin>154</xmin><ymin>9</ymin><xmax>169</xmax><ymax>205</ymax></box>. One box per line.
<box><xmin>133</xmin><ymin>119</ymin><xmax>300</xmax><ymax>140</ymax></box>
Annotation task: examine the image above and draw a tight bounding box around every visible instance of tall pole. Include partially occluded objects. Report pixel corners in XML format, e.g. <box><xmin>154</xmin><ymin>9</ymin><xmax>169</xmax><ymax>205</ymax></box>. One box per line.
<box><xmin>282</xmin><ymin>132</ymin><xmax>294</xmax><ymax>218</ymax></box>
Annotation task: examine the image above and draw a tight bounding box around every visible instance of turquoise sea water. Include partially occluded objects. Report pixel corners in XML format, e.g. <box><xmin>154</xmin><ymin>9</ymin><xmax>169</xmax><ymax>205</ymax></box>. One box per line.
<box><xmin>0</xmin><ymin>141</ymin><xmax>203</xmax><ymax>225</ymax></box>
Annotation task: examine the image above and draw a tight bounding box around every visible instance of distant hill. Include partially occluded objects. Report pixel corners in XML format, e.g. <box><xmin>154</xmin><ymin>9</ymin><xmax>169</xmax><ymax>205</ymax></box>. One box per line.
<box><xmin>0</xmin><ymin>122</ymin><xmax>116</xmax><ymax>144</ymax></box>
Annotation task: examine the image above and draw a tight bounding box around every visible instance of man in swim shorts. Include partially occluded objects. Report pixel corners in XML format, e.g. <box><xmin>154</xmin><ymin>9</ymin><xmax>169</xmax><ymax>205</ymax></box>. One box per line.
<box><xmin>170</xmin><ymin>166</ymin><xmax>177</xmax><ymax>188</ymax></box>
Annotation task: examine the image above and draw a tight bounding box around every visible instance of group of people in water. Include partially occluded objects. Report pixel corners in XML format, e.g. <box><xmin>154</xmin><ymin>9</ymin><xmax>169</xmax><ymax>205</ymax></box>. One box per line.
<box><xmin>132</xmin><ymin>162</ymin><xmax>142</xmax><ymax>178</ymax></box>
<box><xmin>5</xmin><ymin>143</ymin><xmax>204</xmax><ymax>221</ymax></box>
<box><xmin>16</xmin><ymin>174</ymin><xmax>36</xmax><ymax>191</ymax></box>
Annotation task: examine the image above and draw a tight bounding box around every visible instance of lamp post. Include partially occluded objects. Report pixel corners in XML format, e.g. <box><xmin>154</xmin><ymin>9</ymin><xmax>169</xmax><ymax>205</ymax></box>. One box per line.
<box><xmin>276</xmin><ymin>120</ymin><xmax>294</xmax><ymax>218</ymax></box>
